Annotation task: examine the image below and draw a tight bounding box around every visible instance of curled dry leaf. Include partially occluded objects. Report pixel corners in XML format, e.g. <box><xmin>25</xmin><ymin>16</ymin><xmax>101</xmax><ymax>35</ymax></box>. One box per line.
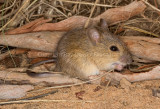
<box><xmin>105</xmin><ymin>65</ymin><xmax>160</xmax><ymax>82</ymax></box>
<box><xmin>0</xmin><ymin>85</ymin><xmax>34</xmax><ymax>99</ymax></box>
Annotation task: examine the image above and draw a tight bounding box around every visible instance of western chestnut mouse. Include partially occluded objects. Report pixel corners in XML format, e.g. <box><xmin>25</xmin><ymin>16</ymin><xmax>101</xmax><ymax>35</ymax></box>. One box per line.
<box><xmin>27</xmin><ymin>19</ymin><xmax>132</xmax><ymax>81</ymax></box>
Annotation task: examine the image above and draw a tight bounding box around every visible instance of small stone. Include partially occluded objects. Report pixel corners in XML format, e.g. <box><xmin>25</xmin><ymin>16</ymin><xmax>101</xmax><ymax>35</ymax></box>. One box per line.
<box><xmin>152</xmin><ymin>88</ymin><xmax>160</xmax><ymax>97</ymax></box>
<box><xmin>123</xmin><ymin>101</ymin><xmax>129</xmax><ymax>106</ymax></box>
<box><xmin>120</xmin><ymin>78</ymin><xmax>131</xmax><ymax>89</ymax></box>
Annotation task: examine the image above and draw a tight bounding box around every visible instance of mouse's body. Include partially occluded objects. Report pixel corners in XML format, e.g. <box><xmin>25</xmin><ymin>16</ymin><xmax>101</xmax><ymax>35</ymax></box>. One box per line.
<box><xmin>53</xmin><ymin>19</ymin><xmax>131</xmax><ymax>80</ymax></box>
<box><xmin>27</xmin><ymin>19</ymin><xmax>132</xmax><ymax>81</ymax></box>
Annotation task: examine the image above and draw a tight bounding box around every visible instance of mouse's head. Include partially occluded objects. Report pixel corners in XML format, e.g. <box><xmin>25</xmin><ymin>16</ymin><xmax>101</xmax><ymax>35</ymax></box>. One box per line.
<box><xmin>86</xmin><ymin>19</ymin><xmax>132</xmax><ymax>71</ymax></box>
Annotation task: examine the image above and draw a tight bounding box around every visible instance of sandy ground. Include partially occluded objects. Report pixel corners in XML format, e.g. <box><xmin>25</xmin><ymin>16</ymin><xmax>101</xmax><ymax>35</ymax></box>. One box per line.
<box><xmin>0</xmin><ymin>79</ymin><xmax>160</xmax><ymax>109</ymax></box>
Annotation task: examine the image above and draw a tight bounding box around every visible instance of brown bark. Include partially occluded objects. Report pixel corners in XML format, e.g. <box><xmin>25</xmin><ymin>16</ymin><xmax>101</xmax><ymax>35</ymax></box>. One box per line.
<box><xmin>0</xmin><ymin>70</ymin><xmax>82</xmax><ymax>86</ymax></box>
<box><xmin>1</xmin><ymin>31</ymin><xmax>160</xmax><ymax>61</ymax></box>
<box><xmin>121</xmin><ymin>36</ymin><xmax>160</xmax><ymax>61</ymax></box>
<box><xmin>0</xmin><ymin>31</ymin><xmax>65</xmax><ymax>52</ymax></box>
<box><xmin>0</xmin><ymin>66</ymin><xmax>160</xmax><ymax>87</ymax></box>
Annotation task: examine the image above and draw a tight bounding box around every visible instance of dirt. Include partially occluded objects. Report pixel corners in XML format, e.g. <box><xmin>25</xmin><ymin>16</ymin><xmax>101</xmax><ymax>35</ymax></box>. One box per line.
<box><xmin>0</xmin><ymin>79</ymin><xmax>160</xmax><ymax>109</ymax></box>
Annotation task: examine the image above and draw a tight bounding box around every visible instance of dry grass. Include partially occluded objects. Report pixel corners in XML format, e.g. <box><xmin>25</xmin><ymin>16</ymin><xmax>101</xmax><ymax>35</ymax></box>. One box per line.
<box><xmin>1</xmin><ymin>0</ymin><xmax>159</xmax><ymax>36</ymax></box>
<box><xmin>0</xmin><ymin>0</ymin><xmax>132</xmax><ymax>31</ymax></box>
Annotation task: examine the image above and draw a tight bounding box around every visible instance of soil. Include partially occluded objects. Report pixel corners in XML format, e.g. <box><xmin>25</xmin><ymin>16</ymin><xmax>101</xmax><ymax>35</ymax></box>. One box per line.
<box><xmin>0</xmin><ymin>80</ymin><xmax>160</xmax><ymax>109</ymax></box>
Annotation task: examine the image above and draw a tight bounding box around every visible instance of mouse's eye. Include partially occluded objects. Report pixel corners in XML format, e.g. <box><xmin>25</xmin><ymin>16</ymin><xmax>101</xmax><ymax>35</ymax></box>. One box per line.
<box><xmin>110</xmin><ymin>46</ymin><xmax>119</xmax><ymax>51</ymax></box>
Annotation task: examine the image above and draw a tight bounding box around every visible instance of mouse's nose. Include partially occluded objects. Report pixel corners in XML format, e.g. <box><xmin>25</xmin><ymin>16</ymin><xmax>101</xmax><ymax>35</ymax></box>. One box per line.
<box><xmin>120</xmin><ymin>53</ymin><xmax>132</xmax><ymax>65</ymax></box>
<box><xmin>112</xmin><ymin>62</ymin><xmax>125</xmax><ymax>71</ymax></box>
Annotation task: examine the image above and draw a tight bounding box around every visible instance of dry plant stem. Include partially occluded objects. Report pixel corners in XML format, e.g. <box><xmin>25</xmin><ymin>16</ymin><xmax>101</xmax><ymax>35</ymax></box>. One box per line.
<box><xmin>5</xmin><ymin>67</ymin><xmax>28</xmax><ymax>72</ymax></box>
<box><xmin>142</xmin><ymin>0</ymin><xmax>160</xmax><ymax>13</ymax></box>
<box><xmin>0</xmin><ymin>99</ymin><xmax>105</xmax><ymax>105</ymax></box>
<box><xmin>0</xmin><ymin>48</ymin><xmax>28</xmax><ymax>61</ymax></box>
<box><xmin>33</xmin><ymin>1</ymin><xmax>146</xmax><ymax>32</ymax></box>
<box><xmin>41</xmin><ymin>1</ymin><xmax>68</xmax><ymax>18</ymax></box>
<box><xmin>37</xmin><ymin>0</ymin><xmax>44</xmax><ymax>14</ymax></box>
<box><xmin>26</xmin><ymin>0</ymin><xmax>39</xmax><ymax>11</ymax></box>
<box><xmin>0</xmin><ymin>0</ymin><xmax>16</xmax><ymax>12</ymax></box>
<box><xmin>57</xmin><ymin>0</ymin><xmax>117</xmax><ymax>8</ymax></box>
<box><xmin>7</xmin><ymin>0</ymin><xmax>31</xmax><ymax>27</ymax></box>
<box><xmin>0</xmin><ymin>9</ymin><xmax>17</xmax><ymax>21</ymax></box>
<box><xmin>0</xmin><ymin>0</ymin><xmax>31</xmax><ymax>31</ymax></box>
<box><xmin>84</xmin><ymin>0</ymin><xmax>99</xmax><ymax>28</ymax></box>
<box><xmin>123</xmin><ymin>25</ymin><xmax>159</xmax><ymax>37</ymax></box>
<box><xmin>153</xmin><ymin>0</ymin><xmax>158</xmax><ymax>8</ymax></box>
<box><xmin>45</xmin><ymin>1</ymin><xmax>56</xmax><ymax>19</ymax></box>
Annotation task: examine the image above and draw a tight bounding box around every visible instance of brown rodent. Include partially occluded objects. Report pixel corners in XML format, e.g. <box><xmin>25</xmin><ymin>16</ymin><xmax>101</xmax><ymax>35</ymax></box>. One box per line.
<box><xmin>27</xmin><ymin>19</ymin><xmax>132</xmax><ymax>80</ymax></box>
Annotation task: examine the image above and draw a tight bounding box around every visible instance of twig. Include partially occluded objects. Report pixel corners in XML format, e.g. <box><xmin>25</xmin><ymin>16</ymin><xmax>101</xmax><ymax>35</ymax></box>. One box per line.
<box><xmin>154</xmin><ymin>0</ymin><xmax>158</xmax><ymax>8</ymax></box>
<box><xmin>0</xmin><ymin>9</ymin><xmax>17</xmax><ymax>21</ymax></box>
<box><xmin>0</xmin><ymin>99</ymin><xmax>105</xmax><ymax>105</ymax></box>
<box><xmin>0</xmin><ymin>0</ymin><xmax>31</xmax><ymax>31</ymax></box>
<box><xmin>84</xmin><ymin>0</ymin><xmax>99</xmax><ymax>28</ymax></box>
<box><xmin>0</xmin><ymin>0</ymin><xmax>16</xmax><ymax>12</ymax></box>
<box><xmin>25</xmin><ymin>0</ymin><xmax>38</xmax><ymax>11</ymax></box>
<box><xmin>142</xmin><ymin>0</ymin><xmax>160</xmax><ymax>13</ymax></box>
<box><xmin>57</xmin><ymin>0</ymin><xmax>117</xmax><ymax>8</ymax></box>
<box><xmin>123</xmin><ymin>25</ymin><xmax>160</xmax><ymax>37</ymax></box>
<box><xmin>23</xmin><ymin>90</ymin><xmax>58</xmax><ymax>100</ymax></box>
<box><xmin>41</xmin><ymin>1</ymin><xmax>68</xmax><ymax>18</ymax></box>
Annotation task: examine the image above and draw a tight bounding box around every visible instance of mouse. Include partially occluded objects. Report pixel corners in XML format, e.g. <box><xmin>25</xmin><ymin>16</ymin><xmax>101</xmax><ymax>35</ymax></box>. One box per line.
<box><xmin>27</xmin><ymin>19</ymin><xmax>132</xmax><ymax>81</ymax></box>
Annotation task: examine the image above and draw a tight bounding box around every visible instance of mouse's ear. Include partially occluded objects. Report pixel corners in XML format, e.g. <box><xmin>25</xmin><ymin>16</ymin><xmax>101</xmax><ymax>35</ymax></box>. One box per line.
<box><xmin>87</xmin><ymin>28</ymin><xmax>101</xmax><ymax>45</ymax></box>
<box><xmin>100</xmin><ymin>18</ymin><xmax>109</xmax><ymax>31</ymax></box>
